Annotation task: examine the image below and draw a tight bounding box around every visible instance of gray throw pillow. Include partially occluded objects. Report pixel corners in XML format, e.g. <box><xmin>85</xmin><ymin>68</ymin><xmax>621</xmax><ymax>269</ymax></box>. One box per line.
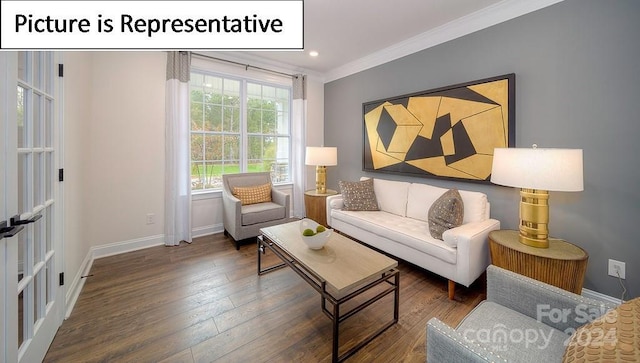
<box><xmin>339</xmin><ymin>179</ymin><xmax>379</xmax><ymax>211</ymax></box>
<box><xmin>428</xmin><ymin>189</ymin><xmax>464</xmax><ymax>240</ymax></box>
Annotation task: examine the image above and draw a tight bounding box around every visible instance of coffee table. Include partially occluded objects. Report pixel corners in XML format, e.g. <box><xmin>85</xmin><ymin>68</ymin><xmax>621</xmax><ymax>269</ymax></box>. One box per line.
<box><xmin>258</xmin><ymin>221</ymin><xmax>399</xmax><ymax>363</ymax></box>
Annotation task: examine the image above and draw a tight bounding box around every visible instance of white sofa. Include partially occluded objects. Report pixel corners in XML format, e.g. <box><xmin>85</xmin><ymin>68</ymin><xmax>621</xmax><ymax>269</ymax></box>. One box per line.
<box><xmin>326</xmin><ymin>177</ymin><xmax>500</xmax><ymax>299</ymax></box>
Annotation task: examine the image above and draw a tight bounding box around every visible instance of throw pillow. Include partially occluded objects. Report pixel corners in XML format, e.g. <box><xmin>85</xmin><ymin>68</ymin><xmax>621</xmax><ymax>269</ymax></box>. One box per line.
<box><xmin>232</xmin><ymin>183</ymin><xmax>272</xmax><ymax>205</ymax></box>
<box><xmin>428</xmin><ymin>188</ymin><xmax>464</xmax><ymax>240</ymax></box>
<box><xmin>339</xmin><ymin>178</ymin><xmax>379</xmax><ymax>211</ymax></box>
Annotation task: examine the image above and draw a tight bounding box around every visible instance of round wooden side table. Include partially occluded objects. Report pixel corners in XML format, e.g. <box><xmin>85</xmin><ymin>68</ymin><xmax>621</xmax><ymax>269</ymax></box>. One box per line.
<box><xmin>304</xmin><ymin>189</ymin><xmax>337</xmax><ymax>227</ymax></box>
<box><xmin>489</xmin><ymin>230</ymin><xmax>588</xmax><ymax>294</ymax></box>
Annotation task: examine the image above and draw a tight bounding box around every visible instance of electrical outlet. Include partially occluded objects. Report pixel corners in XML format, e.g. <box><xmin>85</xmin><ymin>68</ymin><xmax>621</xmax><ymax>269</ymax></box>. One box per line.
<box><xmin>146</xmin><ymin>213</ymin><xmax>155</xmax><ymax>225</ymax></box>
<box><xmin>608</xmin><ymin>259</ymin><xmax>625</xmax><ymax>279</ymax></box>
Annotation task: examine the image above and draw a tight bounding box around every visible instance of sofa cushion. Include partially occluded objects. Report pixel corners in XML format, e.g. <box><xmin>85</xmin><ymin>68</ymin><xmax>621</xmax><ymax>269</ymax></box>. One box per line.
<box><xmin>406</xmin><ymin>182</ymin><xmax>487</xmax><ymax>224</ymax></box>
<box><xmin>372</xmin><ymin>178</ymin><xmax>410</xmax><ymax>216</ymax></box>
<box><xmin>428</xmin><ymin>189</ymin><xmax>464</xmax><ymax>240</ymax></box>
<box><xmin>457</xmin><ymin>301</ymin><xmax>569</xmax><ymax>363</ymax></box>
<box><xmin>233</xmin><ymin>183</ymin><xmax>272</xmax><ymax>205</ymax></box>
<box><xmin>331</xmin><ymin>209</ymin><xmax>457</xmax><ymax>264</ymax></box>
<box><xmin>339</xmin><ymin>179</ymin><xmax>379</xmax><ymax>211</ymax></box>
<box><xmin>241</xmin><ymin>202</ymin><xmax>286</xmax><ymax>225</ymax></box>
<box><xmin>458</xmin><ymin>190</ymin><xmax>489</xmax><ymax>223</ymax></box>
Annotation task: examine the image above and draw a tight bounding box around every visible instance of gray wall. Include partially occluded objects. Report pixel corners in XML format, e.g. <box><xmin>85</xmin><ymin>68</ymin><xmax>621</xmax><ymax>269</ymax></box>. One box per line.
<box><xmin>324</xmin><ymin>0</ymin><xmax>640</xmax><ymax>299</ymax></box>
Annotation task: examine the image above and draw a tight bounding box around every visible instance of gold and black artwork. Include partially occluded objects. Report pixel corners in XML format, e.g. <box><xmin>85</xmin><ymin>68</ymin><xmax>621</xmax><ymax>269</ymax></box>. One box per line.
<box><xmin>363</xmin><ymin>74</ymin><xmax>515</xmax><ymax>183</ymax></box>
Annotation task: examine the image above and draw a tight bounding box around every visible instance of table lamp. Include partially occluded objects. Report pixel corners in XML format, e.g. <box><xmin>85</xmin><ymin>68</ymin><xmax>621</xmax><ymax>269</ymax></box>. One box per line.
<box><xmin>305</xmin><ymin>146</ymin><xmax>337</xmax><ymax>194</ymax></box>
<box><xmin>491</xmin><ymin>145</ymin><xmax>583</xmax><ymax>248</ymax></box>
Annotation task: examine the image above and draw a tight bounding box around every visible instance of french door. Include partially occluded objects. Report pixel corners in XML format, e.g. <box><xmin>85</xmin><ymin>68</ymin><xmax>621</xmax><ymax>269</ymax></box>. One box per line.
<box><xmin>1</xmin><ymin>51</ymin><xmax>64</xmax><ymax>363</ymax></box>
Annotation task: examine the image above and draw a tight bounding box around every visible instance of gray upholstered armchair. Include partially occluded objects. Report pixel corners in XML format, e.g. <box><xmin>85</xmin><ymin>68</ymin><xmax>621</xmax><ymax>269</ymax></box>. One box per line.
<box><xmin>427</xmin><ymin>265</ymin><xmax>617</xmax><ymax>363</ymax></box>
<box><xmin>222</xmin><ymin>172</ymin><xmax>291</xmax><ymax>250</ymax></box>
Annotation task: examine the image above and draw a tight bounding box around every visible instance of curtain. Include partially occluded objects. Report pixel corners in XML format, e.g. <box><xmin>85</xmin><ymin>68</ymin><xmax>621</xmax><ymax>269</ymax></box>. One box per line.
<box><xmin>164</xmin><ymin>51</ymin><xmax>192</xmax><ymax>246</ymax></box>
<box><xmin>292</xmin><ymin>74</ymin><xmax>307</xmax><ymax>218</ymax></box>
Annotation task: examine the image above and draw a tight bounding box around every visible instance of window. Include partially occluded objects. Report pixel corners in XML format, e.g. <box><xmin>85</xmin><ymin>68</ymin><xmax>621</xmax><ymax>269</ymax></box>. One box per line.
<box><xmin>190</xmin><ymin>71</ymin><xmax>291</xmax><ymax>191</ymax></box>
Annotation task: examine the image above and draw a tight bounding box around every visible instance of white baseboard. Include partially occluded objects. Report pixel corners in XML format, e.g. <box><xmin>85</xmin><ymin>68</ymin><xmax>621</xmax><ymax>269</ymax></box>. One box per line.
<box><xmin>582</xmin><ymin>288</ymin><xmax>622</xmax><ymax>305</ymax></box>
<box><xmin>192</xmin><ymin>223</ymin><xmax>224</xmax><ymax>238</ymax></box>
<box><xmin>92</xmin><ymin>234</ymin><xmax>165</xmax><ymax>259</ymax></box>
<box><xmin>65</xmin><ymin>250</ymin><xmax>93</xmax><ymax>319</ymax></box>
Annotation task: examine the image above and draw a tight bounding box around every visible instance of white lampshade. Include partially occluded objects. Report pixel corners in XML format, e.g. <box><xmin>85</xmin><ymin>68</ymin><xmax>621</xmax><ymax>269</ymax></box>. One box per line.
<box><xmin>491</xmin><ymin>147</ymin><xmax>584</xmax><ymax>191</ymax></box>
<box><xmin>305</xmin><ymin>147</ymin><xmax>337</xmax><ymax>166</ymax></box>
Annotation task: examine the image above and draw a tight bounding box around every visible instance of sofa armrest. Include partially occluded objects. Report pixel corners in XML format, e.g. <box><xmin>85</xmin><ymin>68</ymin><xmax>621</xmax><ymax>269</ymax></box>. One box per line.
<box><xmin>325</xmin><ymin>194</ymin><xmax>343</xmax><ymax>227</ymax></box>
<box><xmin>442</xmin><ymin>219</ymin><xmax>500</xmax><ymax>249</ymax></box>
<box><xmin>443</xmin><ymin>219</ymin><xmax>500</xmax><ymax>286</ymax></box>
<box><xmin>487</xmin><ymin>265</ymin><xmax>617</xmax><ymax>332</ymax></box>
<box><xmin>427</xmin><ymin>318</ymin><xmax>505</xmax><ymax>363</ymax></box>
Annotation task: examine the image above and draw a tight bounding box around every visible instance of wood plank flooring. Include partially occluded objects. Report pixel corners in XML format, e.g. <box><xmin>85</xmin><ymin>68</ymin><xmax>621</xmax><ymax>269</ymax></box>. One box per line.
<box><xmin>44</xmin><ymin>233</ymin><xmax>485</xmax><ymax>362</ymax></box>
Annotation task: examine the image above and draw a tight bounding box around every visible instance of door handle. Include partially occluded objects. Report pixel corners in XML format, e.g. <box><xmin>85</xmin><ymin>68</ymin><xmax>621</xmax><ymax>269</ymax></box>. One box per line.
<box><xmin>0</xmin><ymin>220</ymin><xmax>25</xmax><ymax>240</ymax></box>
<box><xmin>10</xmin><ymin>214</ymin><xmax>42</xmax><ymax>226</ymax></box>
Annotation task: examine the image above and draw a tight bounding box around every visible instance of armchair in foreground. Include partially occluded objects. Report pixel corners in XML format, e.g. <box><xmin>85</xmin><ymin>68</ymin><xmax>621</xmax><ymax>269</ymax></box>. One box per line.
<box><xmin>427</xmin><ymin>265</ymin><xmax>621</xmax><ymax>363</ymax></box>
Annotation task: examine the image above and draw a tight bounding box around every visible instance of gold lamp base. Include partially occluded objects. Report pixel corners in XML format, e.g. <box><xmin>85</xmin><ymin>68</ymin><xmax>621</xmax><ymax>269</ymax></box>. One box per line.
<box><xmin>315</xmin><ymin>165</ymin><xmax>327</xmax><ymax>194</ymax></box>
<box><xmin>518</xmin><ymin>188</ymin><xmax>550</xmax><ymax>248</ymax></box>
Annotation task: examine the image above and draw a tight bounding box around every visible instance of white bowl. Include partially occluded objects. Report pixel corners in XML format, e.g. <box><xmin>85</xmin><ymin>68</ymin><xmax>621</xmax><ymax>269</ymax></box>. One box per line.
<box><xmin>299</xmin><ymin>218</ymin><xmax>332</xmax><ymax>250</ymax></box>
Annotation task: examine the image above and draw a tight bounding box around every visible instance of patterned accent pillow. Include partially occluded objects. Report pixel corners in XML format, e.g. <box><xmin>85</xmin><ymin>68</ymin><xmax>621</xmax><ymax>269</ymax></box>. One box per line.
<box><xmin>428</xmin><ymin>189</ymin><xmax>464</xmax><ymax>240</ymax></box>
<box><xmin>232</xmin><ymin>183</ymin><xmax>272</xmax><ymax>205</ymax></box>
<box><xmin>339</xmin><ymin>178</ymin><xmax>379</xmax><ymax>211</ymax></box>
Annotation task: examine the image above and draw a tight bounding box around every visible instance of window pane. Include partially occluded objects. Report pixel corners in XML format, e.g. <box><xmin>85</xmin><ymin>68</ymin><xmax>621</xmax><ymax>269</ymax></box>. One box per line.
<box><xmin>191</xmin><ymin>133</ymin><xmax>204</xmax><ymax>161</ymax></box>
<box><xmin>203</xmin><ymin>161</ymin><xmax>221</xmax><ymax>189</ymax></box>
<box><xmin>191</xmin><ymin>162</ymin><xmax>205</xmax><ymax>190</ymax></box>
<box><xmin>223</xmin><ymin>106</ymin><xmax>239</xmax><ymax>132</ymax></box>
<box><xmin>263</xmin><ymin>136</ymin><xmax>276</xmax><ymax>159</ymax></box>
<box><xmin>248</xmin><ymin>135</ymin><xmax>262</xmax><ymax>160</ymax></box>
<box><xmin>224</xmin><ymin>135</ymin><xmax>239</xmax><ymax>160</ymax></box>
<box><xmin>204</xmin><ymin>134</ymin><xmax>221</xmax><ymax>161</ymax></box>
<box><xmin>247</xmin><ymin>108</ymin><xmax>261</xmax><ymax>133</ymax></box>
<box><xmin>262</xmin><ymin>109</ymin><xmax>276</xmax><ymax>134</ymax></box>
<box><xmin>190</xmin><ymin>101</ymin><xmax>204</xmax><ymax>130</ymax></box>
<box><xmin>204</xmin><ymin>104</ymin><xmax>222</xmax><ymax>131</ymax></box>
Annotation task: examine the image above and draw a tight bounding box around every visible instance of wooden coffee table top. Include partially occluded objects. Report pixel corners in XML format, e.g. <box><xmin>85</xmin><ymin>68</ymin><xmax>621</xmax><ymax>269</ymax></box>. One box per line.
<box><xmin>260</xmin><ymin>220</ymin><xmax>398</xmax><ymax>294</ymax></box>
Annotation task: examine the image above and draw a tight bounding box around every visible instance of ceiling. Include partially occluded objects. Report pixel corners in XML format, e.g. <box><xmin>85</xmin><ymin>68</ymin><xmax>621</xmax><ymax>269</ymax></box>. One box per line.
<box><xmin>223</xmin><ymin>0</ymin><xmax>562</xmax><ymax>81</ymax></box>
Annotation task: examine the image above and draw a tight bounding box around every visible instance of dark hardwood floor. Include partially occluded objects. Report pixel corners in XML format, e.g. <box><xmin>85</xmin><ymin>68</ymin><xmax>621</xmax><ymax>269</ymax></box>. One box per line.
<box><xmin>44</xmin><ymin>233</ymin><xmax>485</xmax><ymax>362</ymax></box>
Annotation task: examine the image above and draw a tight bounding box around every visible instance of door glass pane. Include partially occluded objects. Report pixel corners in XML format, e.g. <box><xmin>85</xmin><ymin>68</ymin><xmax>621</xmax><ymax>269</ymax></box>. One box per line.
<box><xmin>45</xmin><ymin>205</ymin><xmax>53</xmax><ymax>253</ymax></box>
<box><xmin>44</xmin><ymin>52</ymin><xmax>53</xmax><ymax>94</ymax></box>
<box><xmin>34</xmin><ymin>152</ymin><xmax>42</xmax><ymax>207</ymax></box>
<box><xmin>34</xmin><ymin>218</ymin><xmax>43</xmax><ymax>264</ymax></box>
<box><xmin>18</xmin><ymin>230</ymin><xmax>26</xmax><ymax>284</ymax></box>
<box><xmin>46</xmin><ymin>259</ymin><xmax>52</xmax><ymax>304</ymax></box>
<box><xmin>18</xmin><ymin>290</ymin><xmax>25</xmax><ymax>348</ymax></box>
<box><xmin>18</xmin><ymin>153</ymin><xmax>29</xmax><ymax>214</ymax></box>
<box><xmin>18</xmin><ymin>51</ymin><xmax>28</xmax><ymax>81</ymax></box>
<box><xmin>33</xmin><ymin>51</ymin><xmax>42</xmax><ymax>90</ymax></box>
<box><xmin>45</xmin><ymin>98</ymin><xmax>53</xmax><ymax>147</ymax></box>
<box><xmin>34</xmin><ymin>271</ymin><xmax>42</xmax><ymax>322</ymax></box>
<box><xmin>17</xmin><ymin>85</ymin><xmax>26</xmax><ymax>148</ymax></box>
<box><xmin>33</xmin><ymin>93</ymin><xmax>41</xmax><ymax>147</ymax></box>
<box><xmin>45</xmin><ymin>152</ymin><xmax>53</xmax><ymax>201</ymax></box>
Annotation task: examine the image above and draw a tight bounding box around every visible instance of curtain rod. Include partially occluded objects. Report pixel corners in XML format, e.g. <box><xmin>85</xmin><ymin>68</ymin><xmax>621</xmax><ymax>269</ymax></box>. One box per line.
<box><xmin>190</xmin><ymin>52</ymin><xmax>298</xmax><ymax>79</ymax></box>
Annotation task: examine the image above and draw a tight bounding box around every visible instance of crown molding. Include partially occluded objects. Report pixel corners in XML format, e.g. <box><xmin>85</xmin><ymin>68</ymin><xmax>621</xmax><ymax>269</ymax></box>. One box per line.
<box><xmin>324</xmin><ymin>0</ymin><xmax>565</xmax><ymax>83</ymax></box>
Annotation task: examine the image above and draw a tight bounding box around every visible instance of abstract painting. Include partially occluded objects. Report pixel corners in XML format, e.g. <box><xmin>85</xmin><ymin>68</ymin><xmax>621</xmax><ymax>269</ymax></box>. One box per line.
<box><xmin>363</xmin><ymin>74</ymin><xmax>515</xmax><ymax>183</ymax></box>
